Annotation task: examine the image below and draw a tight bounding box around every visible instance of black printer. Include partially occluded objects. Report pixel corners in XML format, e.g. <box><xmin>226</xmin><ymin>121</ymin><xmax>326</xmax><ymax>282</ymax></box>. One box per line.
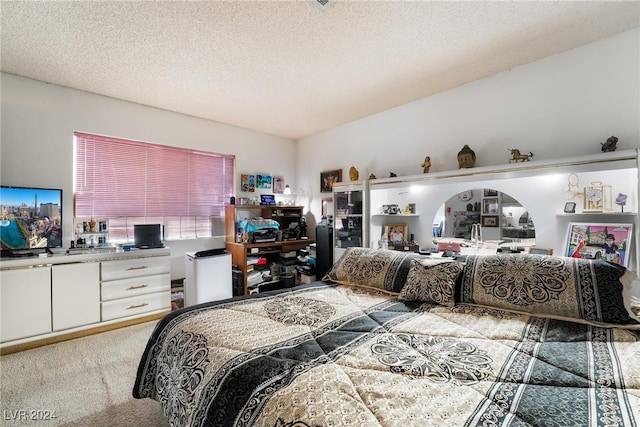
<box><xmin>251</xmin><ymin>228</ymin><xmax>278</xmax><ymax>243</ymax></box>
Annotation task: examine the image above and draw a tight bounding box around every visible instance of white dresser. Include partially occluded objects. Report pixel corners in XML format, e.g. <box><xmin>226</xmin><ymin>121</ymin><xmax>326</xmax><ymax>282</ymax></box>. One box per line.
<box><xmin>100</xmin><ymin>256</ymin><xmax>171</xmax><ymax>321</ymax></box>
<box><xmin>0</xmin><ymin>248</ymin><xmax>171</xmax><ymax>353</ymax></box>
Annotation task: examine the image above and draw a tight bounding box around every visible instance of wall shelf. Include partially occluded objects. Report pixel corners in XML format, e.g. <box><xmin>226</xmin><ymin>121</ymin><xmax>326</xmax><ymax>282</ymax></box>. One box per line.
<box><xmin>556</xmin><ymin>212</ymin><xmax>636</xmax><ymax>217</ymax></box>
<box><xmin>372</xmin><ymin>213</ymin><xmax>419</xmax><ymax>217</ymax></box>
<box><xmin>363</xmin><ymin>148</ymin><xmax>639</xmax><ymax>274</ymax></box>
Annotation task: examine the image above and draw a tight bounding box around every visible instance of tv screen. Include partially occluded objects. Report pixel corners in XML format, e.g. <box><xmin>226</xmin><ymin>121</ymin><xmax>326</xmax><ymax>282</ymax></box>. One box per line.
<box><xmin>134</xmin><ymin>224</ymin><xmax>163</xmax><ymax>249</ymax></box>
<box><xmin>0</xmin><ymin>186</ymin><xmax>63</xmax><ymax>250</ymax></box>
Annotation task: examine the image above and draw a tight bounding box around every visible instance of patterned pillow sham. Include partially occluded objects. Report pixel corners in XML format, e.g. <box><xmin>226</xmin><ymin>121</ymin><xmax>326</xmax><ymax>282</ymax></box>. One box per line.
<box><xmin>399</xmin><ymin>258</ymin><xmax>463</xmax><ymax>306</ymax></box>
<box><xmin>323</xmin><ymin>247</ymin><xmax>425</xmax><ymax>294</ymax></box>
<box><xmin>457</xmin><ymin>253</ymin><xmax>640</xmax><ymax>326</ymax></box>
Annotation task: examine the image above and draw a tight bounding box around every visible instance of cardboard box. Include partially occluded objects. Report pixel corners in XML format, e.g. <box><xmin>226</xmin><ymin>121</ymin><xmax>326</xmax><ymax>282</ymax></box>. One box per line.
<box><xmin>300</xmin><ymin>274</ymin><xmax>316</xmax><ymax>284</ymax></box>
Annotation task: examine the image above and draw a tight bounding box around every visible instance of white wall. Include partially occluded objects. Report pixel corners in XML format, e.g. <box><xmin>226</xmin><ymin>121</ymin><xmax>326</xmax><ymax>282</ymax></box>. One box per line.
<box><xmin>297</xmin><ymin>28</ymin><xmax>640</xmax><ymax>231</ymax></box>
<box><xmin>2</xmin><ymin>28</ymin><xmax>639</xmax><ymax>279</ymax></box>
<box><xmin>1</xmin><ymin>74</ymin><xmax>297</xmax><ymax>279</ymax></box>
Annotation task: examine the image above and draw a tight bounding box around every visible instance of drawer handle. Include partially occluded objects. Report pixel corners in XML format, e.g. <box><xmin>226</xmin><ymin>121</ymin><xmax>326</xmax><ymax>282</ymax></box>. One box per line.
<box><xmin>126</xmin><ymin>266</ymin><xmax>149</xmax><ymax>271</ymax></box>
<box><xmin>126</xmin><ymin>284</ymin><xmax>149</xmax><ymax>290</ymax></box>
<box><xmin>127</xmin><ymin>303</ymin><xmax>149</xmax><ymax>310</ymax></box>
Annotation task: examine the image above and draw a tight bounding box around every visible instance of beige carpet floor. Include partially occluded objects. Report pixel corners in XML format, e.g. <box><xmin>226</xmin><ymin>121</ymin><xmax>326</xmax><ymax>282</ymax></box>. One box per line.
<box><xmin>0</xmin><ymin>321</ymin><xmax>169</xmax><ymax>427</ymax></box>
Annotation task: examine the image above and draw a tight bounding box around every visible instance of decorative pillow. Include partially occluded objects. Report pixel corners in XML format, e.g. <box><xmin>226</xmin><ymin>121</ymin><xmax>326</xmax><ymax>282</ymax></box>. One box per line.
<box><xmin>323</xmin><ymin>247</ymin><xmax>425</xmax><ymax>294</ymax></box>
<box><xmin>399</xmin><ymin>258</ymin><xmax>463</xmax><ymax>307</ymax></box>
<box><xmin>457</xmin><ymin>253</ymin><xmax>640</xmax><ymax>326</ymax></box>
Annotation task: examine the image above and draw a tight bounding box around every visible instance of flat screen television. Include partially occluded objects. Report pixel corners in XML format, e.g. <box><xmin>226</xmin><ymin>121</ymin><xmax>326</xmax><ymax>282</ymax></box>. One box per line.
<box><xmin>0</xmin><ymin>186</ymin><xmax>63</xmax><ymax>252</ymax></box>
<box><xmin>134</xmin><ymin>224</ymin><xmax>163</xmax><ymax>249</ymax></box>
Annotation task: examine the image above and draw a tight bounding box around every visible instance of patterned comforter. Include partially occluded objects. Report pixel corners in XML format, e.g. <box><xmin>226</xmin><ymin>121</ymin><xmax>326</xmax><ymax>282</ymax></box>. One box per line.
<box><xmin>134</xmin><ymin>282</ymin><xmax>640</xmax><ymax>427</ymax></box>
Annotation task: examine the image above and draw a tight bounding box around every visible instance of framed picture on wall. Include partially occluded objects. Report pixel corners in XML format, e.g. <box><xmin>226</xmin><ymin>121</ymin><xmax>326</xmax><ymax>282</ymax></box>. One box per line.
<box><xmin>273</xmin><ymin>176</ymin><xmax>284</xmax><ymax>193</ymax></box>
<box><xmin>256</xmin><ymin>174</ymin><xmax>272</xmax><ymax>189</ymax></box>
<box><xmin>320</xmin><ymin>169</ymin><xmax>342</xmax><ymax>193</ymax></box>
<box><xmin>384</xmin><ymin>223</ymin><xmax>408</xmax><ymax>244</ymax></box>
<box><xmin>564</xmin><ymin>222</ymin><xmax>633</xmax><ymax>267</ymax></box>
<box><xmin>483</xmin><ymin>198</ymin><xmax>499</xmax><ymax>214</ymax></box>
<box><xmin>481</xmin><ymin>215</ymin><xmax>499</xmax><ymax>227</ymax></box>
<box><xmin>241</xmin><ymin>174</ymin><xmax>255</xmax><ymax>192</ymax></box>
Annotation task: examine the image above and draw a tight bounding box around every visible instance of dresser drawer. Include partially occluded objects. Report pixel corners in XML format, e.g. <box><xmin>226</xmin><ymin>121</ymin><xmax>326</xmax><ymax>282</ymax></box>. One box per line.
<box><xmin>101</xmin><ymin>291</ymin><xmax>170</xmax><ymax>321</ymax></box>
<box><xmin>101</xmin><ymin>256</ymin><xmax>170</xmax><ymax>281</ymax></box>
<box><xmin>101</xmin><ymin>273</ymin><xmax>170</xmax><ymax>301</ymax></box>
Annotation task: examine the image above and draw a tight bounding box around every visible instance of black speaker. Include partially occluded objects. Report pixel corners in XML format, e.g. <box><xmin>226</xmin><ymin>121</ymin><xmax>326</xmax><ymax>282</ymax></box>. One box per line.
<box><xmin>315</xmin><ymin>225</ymin><xmax>334</xmax><ymax>277</ymax></box>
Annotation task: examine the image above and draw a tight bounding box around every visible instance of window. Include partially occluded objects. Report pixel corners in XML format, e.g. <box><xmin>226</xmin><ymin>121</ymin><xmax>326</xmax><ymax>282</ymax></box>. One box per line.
<box><xmin>74</xmin><ymin>132</ymin><xmax>234</xmax><ymax>242</ymax></box>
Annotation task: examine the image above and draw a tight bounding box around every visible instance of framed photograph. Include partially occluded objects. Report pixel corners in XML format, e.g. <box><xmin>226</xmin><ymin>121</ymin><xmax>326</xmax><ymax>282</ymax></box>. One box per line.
<box><xmin>483</xmin><ymin>197</ymin><xmax>499</xmax><ymax>214</ymax></box>
<box><xmin>320</xmin><ymin>169</ymin><xmax>342</xmax><ymax>193</ymax></box>
<box><xmin>484</xmin><ymin>189</ymin><xmax>498</xmax><ymax>197</ymax></box>
<box><xmin>481</xmin><ymin>215</ymin><xmax>499</xmax><ymax>227</ymax></box>
<box><xmin>529</xmin><ymin>246</ymin><xmax>554</xmax><ymax>255</ymax></box>
<box><xmin>273</xmin><ymin>176</ymin><xmax>284</xmax><ymax>194</ymax></box>
<box><xmin>563</xmin><ymin>202</ymin><xmax>576</xmax><ymax>213</ymax></box>
<box><xmin>384</xmin><ymin>223</ymin><xmax>408</xmax><ymax>244</ymax></box>
<box><xmin>565</xmin><ymin>222</ymin><xmax>633</xmax><ymax>267</ymax></box>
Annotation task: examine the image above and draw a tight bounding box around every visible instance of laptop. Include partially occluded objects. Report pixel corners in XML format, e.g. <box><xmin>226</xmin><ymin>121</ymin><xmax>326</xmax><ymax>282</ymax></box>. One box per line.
<box><xmin>260</xmin><ymin>194</ymin><xmax>276</xmax><ymax>205</ymax></box>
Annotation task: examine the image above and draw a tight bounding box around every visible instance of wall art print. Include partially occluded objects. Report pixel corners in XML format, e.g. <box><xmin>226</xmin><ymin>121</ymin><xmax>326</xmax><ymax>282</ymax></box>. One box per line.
<box><xmin>241</xmin><ymin>174</ymin><xmax>255</xmax><ymax>192</ymax></box>
<box><xmin>256</xmin><ymin>174</ymin><xmax>272</xmax><ymax>190</ymax></box>
<box><xmin>273</xmin><ymin>176</ymin><xmax>284</xmax><ymax>194</ymax></box>
<box><xmin>320</xmin><ymin>169</ymin><xmax>342</xmax><ymax>193</ymax></box>
<box><xmin>565</xmin><ymin>222</ymin><xmax>633</xmax><ymax>267</ymax></box>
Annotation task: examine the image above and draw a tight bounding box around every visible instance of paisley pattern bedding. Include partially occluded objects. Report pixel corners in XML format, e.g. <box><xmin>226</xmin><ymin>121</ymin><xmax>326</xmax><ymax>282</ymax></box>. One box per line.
<box><xmin>134</xmin><ymin>282</ymin><xmax>639</xmax><ymax>427</ymax></box>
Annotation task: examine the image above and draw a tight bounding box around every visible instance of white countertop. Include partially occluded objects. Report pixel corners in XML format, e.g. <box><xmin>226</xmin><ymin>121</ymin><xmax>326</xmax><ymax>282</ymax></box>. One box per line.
<box><xmin>0</xmin><ymin>247</ymin><xmax>170</xmax><ymax>270</ymax></box>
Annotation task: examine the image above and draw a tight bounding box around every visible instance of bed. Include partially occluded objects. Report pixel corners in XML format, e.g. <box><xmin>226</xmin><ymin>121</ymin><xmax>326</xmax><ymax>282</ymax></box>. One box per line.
<box><xmin>134</xmin><ymin>248</ymin><xmax>640</xmax><ymax>427</ymax></box>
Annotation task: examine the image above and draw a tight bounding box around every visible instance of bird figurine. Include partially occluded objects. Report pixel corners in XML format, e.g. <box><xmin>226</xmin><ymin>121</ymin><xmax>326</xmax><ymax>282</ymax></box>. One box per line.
<box><xmin>601</xmin><ymin>136</ymin><xmax>618</xmax><ymax>152</ymax></box>
<box><xmin>421</xmin><ymin>156</ymin><xmax>431</xmax><ymax>173</ymax></box>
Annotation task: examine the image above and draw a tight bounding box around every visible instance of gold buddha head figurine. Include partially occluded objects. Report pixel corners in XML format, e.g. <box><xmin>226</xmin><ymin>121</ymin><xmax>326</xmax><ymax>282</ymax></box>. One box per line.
<box><xmin>457</xmin><ymin>144</ymin><xmax>476</xmax><ymax>169</ymax></box>
<box><xmin>349</xmin><ymin>166</ymin><xmax>359</xmax><ymax>181</ymax></box>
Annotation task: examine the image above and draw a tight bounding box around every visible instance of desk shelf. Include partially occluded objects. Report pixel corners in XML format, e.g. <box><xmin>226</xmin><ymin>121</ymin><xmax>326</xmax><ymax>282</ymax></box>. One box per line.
<box><xmin>225</xmin><ymin>204</ymin><xmax>312</xmax><ymax>295</ymax></box>
<box><xmin>226</xmin><ymin>239</ymin><xmax>313</xmax><ymax>295</ymax></box>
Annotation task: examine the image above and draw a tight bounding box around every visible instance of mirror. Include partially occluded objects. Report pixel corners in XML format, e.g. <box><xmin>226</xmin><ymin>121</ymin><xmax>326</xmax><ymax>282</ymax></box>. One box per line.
<box><xmin>433</xmin><ymin>188</ymin><xmax>535</xmax><ymax>247</ymax></box>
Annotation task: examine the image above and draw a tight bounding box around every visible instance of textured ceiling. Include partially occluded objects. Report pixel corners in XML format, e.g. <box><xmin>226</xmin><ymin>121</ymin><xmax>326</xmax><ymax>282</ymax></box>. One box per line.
<box><xmin>1</xmin><ymin>1</ymin><xmax>639</xmax><ymax>140</ymax></box>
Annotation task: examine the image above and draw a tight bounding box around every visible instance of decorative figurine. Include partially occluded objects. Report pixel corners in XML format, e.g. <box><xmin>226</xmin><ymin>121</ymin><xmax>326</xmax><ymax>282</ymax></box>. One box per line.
<box><xmin>89</xmin><ymin>217</ymin><xmax>97</xmax><ymax>233</ymax></box>
<box><xmin>368</xmin><ymin>173</ymin><xmax>377</xmax><ymax>180</ymax></box>
<box><xmin>601</xmin><ymin>136</ymin><xmax>618</xmax><ymax>152</ymax></box>
<box><xmin>349</xmin><ymin>166</ymin><xmax>359</xmax><ymax>181</ymax></box>
<box><xmin>457</xmin><ymin>145</ymin><xmax>476</xmax><ymax>169</ymax></box>
<box><xmin>508</xmin><ymin>149</ymin><xmax>534</xmax><ymax>163</ymax></box>
<box><xmin>420</xmin><ymin>156</ymin><xmax>431</xmax><ymax>173</ymax></box>
<box><xmin>298</xmin><ymin>217</ymin><xmax>307</xmax><ymax>237</ymax></box>
<box><xmin>389</xmin><ymin>172</ymin><xmax>397</xmax><ymax>178</ymax></box>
